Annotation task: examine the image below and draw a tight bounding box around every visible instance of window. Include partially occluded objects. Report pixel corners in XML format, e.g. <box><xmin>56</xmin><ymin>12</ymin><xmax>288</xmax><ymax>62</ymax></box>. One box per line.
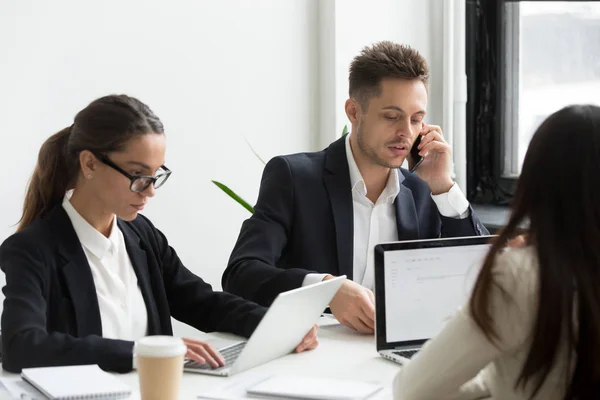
<box><xmin>466</xmin><ymin>0</ymin><xmax>600</xmax><ymax>204</ymax></box>
<box><xmin>504</xmin><ymin>1</ymin><xmax>600</xmax><ymax>176</ymax></box>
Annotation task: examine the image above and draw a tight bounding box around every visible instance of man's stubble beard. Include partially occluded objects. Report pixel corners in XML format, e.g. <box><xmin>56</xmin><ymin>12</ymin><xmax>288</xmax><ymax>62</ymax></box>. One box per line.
<box><xmin>356</xmin><ymin>119</ymin><xmax>404</xmax><ymax>169</ymax></box>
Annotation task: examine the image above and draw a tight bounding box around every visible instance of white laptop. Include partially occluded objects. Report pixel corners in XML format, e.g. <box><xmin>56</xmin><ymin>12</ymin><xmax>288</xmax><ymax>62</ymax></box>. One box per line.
<box><xmin>374</xmin><ymin>236</ymin><xmax>495</xmax><ymax>364</ymax></box>
<box><xmin>184</xmin><ymin>275</ymin><xmax>345</xmax><ymax>376</ymax></box>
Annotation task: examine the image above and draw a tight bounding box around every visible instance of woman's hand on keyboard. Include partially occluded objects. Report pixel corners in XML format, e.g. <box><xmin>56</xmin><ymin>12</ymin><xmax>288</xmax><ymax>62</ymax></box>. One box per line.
<box><xmin>295</xmin><ymin>325</ymin><xmax>319</xmax><ymax>353</ymax></box>
<box><xmin>182</xmin><ymin>338</ymin><xmax>226</xmax><ymax>368</ymax></box>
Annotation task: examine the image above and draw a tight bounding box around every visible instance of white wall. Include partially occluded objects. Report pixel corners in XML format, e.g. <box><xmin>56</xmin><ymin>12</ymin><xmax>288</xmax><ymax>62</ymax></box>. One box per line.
<box><xmin>0</xmin><ymin>0</ymin><xmax>319</xmax><ymax>337</ymax></box>
<box><xmin>0</xmin><ymin>0</ymin><xmax>452</xmax><ymax>337</ymax></box>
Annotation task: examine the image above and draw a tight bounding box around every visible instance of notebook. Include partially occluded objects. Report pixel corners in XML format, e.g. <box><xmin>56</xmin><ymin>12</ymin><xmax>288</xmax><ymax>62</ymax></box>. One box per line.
<box><xmin>21</xmin><ymin>364</ymin><xmax>132</xmax><ymax>399</ymax></box>
<box><xmin>246</xmin><ymin>375</ymin><xmax>383</xmax><ymax>400</ymax></box>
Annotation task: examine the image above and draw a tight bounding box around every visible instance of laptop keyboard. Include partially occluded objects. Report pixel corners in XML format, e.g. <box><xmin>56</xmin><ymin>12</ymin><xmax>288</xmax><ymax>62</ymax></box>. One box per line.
<box><xmin>184</xmin><ymin>342</ymin><xmax>246</xmax><ymax>370</ymax></box>
<box><xmin>393</xmin><ymin>349</ymin><xmax>418</xmax><ymax>359</ymax></box>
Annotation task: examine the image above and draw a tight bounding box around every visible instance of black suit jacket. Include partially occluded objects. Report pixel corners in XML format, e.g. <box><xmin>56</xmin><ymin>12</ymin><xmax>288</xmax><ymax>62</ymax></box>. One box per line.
<box><xmin>0</xmin><ymin>206</ymin><xmax>266</xmax><ymax>373</ymax></box>
<box><xmin>223</xmin><ymin>135</ymin><xmax>488</xmax><ymax>306</ymax></box>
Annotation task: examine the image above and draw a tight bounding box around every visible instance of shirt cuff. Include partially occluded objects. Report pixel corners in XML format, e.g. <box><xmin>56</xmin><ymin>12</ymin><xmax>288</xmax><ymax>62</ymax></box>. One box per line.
<box><xmin>132</xmin><ymin>355</ymin><xmax>137</xmax><ymax>370</ymax></box>
<box><xmin>431</xmin><ymin>183</ymin><xmax>470</xmax><ymax>219</ymax></box>
<box><xmin>302</xmin><ymin>273</ymin><xmax>329</xmax><ymax>287</ymax></box>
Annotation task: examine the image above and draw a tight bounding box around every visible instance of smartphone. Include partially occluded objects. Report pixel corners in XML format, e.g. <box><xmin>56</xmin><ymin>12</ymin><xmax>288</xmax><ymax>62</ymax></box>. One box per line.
<box><xmin>409</xmin><ymin>135</ymin><xmax>424</xmax><ymax>173</ymax></box>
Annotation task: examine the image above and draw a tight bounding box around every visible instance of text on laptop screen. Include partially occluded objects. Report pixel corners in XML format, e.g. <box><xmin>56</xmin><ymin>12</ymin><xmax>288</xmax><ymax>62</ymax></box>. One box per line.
<box><xmin>384</xmin><ymin>244</ymin><xmax>489</xmax><ymax>343</ymax></box>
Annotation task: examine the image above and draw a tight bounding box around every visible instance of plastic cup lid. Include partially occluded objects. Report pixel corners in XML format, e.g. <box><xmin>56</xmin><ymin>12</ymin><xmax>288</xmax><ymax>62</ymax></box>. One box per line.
<box><xmin>134</xmin><ymin>336</ymin><xmax>187</xmax><ymax>358</ymax></box>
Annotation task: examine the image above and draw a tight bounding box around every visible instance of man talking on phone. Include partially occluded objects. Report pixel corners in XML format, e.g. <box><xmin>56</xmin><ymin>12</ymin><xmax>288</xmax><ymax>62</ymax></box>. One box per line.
<box><xmin>222</xmin><ymin>41</ymin><xmax>488</xmax><ymax>334</ymax></box>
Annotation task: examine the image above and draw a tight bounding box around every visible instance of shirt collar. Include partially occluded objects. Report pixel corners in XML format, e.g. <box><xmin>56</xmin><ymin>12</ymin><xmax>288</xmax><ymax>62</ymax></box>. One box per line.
<box><xmin>62</xmin><ymin>196</ymin><xmax>119</xmax><ymax>260</ymax></box>
<box><xmin>345</xmin><ymin>133</ymin><xmax>401</xmax><ymax>203</ymax></box>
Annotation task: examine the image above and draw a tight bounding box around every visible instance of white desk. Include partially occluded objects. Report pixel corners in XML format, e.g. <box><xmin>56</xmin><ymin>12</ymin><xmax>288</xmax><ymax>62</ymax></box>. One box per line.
<box><xmin>1</xmin><ymin>317</ymin><xmax>399</xmax><ymax>399</ymax></box>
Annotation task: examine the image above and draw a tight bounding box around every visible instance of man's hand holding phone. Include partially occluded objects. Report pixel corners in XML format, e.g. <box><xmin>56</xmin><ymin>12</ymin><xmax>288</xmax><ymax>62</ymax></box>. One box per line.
<box><xmin>410</xmin><ymin>124</ymin><xmax>454</xmax><ymax>195</ymax></box>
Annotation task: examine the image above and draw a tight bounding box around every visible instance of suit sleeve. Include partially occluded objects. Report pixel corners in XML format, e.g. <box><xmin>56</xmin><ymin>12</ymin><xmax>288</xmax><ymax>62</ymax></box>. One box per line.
<box><xmin>143</xmin><ymin>217</ymin><xmax>267</xmax><ymax>338</ymax></box>
<box><xmin>222</xmin><ymin>156</ymin><xmax>316</xmax><ymax>306</ymax></box>
<box><xmin>440</xmin><ymin>206</ymin><xmax>489</xmax><ymax>238</ymax></box>
<box><xmin>0</xmin><ymin>238</ymin><xmax>134</xmax><ymax>373</ymax></box>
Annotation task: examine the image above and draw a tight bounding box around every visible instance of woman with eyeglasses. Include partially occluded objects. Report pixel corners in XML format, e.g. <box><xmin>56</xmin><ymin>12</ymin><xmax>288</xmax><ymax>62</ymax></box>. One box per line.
<box><xmin>393</xmin><ymin>104</ymin><xmax>600</xmax><ymax>399</ymax></box>
<box><xmin>0</xmin><ymin>94</ymin><xmax>318</xmax><ymax>373</ymax></box>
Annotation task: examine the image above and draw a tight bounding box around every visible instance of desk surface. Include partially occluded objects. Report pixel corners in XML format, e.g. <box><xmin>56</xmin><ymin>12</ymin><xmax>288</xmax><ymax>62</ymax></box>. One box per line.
<box><xmin>1</xmin><ymin>317</ymin><xmax>399</xmax><ymax>399</ymax></box>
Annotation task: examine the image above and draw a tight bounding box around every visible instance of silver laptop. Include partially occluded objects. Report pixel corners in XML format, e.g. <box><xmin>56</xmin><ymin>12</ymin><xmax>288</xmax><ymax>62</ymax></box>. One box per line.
<box><xmin>184</xmin><ymin>275</ymin><xmax>345</xmax><ymax>376</ymax></box>
<box><xmin>374</xmin><ymin>236</ymin><xmax>494</xmax><ymax>364</ymax></box>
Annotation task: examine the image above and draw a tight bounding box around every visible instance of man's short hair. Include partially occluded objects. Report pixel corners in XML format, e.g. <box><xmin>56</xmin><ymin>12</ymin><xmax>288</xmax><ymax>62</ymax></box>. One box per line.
<box><xmin>349</xmin><ymin>41</ymin><xmax>429</xmax><ymax>109</ymax></box>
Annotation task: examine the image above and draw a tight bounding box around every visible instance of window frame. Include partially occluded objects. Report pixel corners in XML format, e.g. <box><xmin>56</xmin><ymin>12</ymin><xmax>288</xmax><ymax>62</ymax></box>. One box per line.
<box><xmin>467</xmin><ymin>0</ymin><xmax>600</xmax><ymax>206</ymax></box>
<box><xmin>466</xmin><ymin>0</ymin><xmax>517</xmax><ymax>206</ymax></box>
<box><xmin>502</xmin><ymin>2</ymin><xmax>521</xmax><ymax>178</ymax></box>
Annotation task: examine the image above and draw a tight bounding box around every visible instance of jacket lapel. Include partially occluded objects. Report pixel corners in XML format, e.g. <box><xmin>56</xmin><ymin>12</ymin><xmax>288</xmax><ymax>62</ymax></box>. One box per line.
<box><xmin>394</xmin><ymin>180</ymin><xmax>420</xmax><ymax>240</ymax></box>
<box><xmin>118</xmin><ymin>221</ymin><xmax>161</xmax><ymax>335</ymax></box>
<box><xmin>49</xmin><ymin>207</ymin><xmax>103</xmax><ymax>337</ymax></box>
<box><xmin>323</xmin><ymin>136</ymin><xmax>354</xmax><ymax>280</ymax></box>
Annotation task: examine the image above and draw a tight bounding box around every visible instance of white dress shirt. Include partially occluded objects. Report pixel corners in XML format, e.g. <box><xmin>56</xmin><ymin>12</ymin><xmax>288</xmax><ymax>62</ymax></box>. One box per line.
<box><xmin>303</xmin><ymin>134</ymin><xmax>470</xmax><ymax>290</ymax></box>
<box><xmin>62</xmin><ymin>197</ymin><xmax>148</xmax><ymax>341</ymax></box>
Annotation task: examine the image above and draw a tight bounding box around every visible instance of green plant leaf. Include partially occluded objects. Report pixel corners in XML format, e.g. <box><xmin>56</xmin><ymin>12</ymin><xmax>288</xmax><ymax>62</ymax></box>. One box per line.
<box><xmin>243</xmin><ymin>136</ymin><xmax>266</xmax><ymax>165</ymax></box>
<box><xmin>342</xmin><ymin>125</ymin><xmax>349</xmax><ymax>136</ymax></box>
<box><xmin>211</xmin><ymin>180</ymin><xmax>255</xmax><ymax>214</ymax></box>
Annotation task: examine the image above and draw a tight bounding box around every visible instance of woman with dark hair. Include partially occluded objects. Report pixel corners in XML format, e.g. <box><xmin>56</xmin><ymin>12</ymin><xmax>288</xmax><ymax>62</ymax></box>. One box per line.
<box><xmin>0</xmin><ymin>94</ymin><xmax>317</xmax><ymax>373</ymax></box>
<box><xmin>394</xmin><ymin>104</ymin><xmax>600</xmax><ymax>399</ymax></box>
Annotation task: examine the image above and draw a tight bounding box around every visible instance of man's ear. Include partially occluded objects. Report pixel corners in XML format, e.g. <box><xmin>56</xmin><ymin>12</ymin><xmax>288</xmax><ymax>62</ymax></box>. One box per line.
<box><xmin>345</xmin><ymin>98</ymin><xmax>361</xmax><ymax>125</ymax></box>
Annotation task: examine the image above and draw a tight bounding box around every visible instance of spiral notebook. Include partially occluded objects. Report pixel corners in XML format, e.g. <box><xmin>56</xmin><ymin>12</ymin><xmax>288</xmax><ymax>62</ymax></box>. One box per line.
<box><xmin>21</xmin><ymin>364</ymin><xmax>132</xmax><ymax>399</ymax></box>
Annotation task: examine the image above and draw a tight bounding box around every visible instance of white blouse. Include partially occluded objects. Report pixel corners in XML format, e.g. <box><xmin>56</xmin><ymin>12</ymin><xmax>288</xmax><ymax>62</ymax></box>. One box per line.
<box><xmin>62</xmin><ymin>197</ymin><xmax>148</xmax><ymax>341</ymax></box>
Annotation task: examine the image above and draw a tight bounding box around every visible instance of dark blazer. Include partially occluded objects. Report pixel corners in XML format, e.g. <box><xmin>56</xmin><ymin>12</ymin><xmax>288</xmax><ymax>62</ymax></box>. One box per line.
<box><xmin>223</xmin><ymin>135</ymin><xmax>488</xmax><ymax>307</ymax></box>
<box><xmin>0</xmin><ymin>206</ymin><xmax>266</xmax><ymax>373</ymax></box>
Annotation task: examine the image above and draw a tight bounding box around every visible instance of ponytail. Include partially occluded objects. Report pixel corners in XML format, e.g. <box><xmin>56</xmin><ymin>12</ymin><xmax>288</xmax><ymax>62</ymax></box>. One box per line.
<box><xmin>18</xmin><ymin>127</ymin><xmax>74</xmax><ymax>231</ymax></box>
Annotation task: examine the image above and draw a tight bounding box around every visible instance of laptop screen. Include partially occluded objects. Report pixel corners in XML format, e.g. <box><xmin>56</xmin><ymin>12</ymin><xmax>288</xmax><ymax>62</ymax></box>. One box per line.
<box><xmin>374</xmin><ymin>236</ymin><xmax>494</xmax><ymax>349</ymax></box>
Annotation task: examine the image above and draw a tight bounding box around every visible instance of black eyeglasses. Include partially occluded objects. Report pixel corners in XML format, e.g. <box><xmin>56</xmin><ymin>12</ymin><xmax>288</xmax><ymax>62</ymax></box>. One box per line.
<box><xmin>95</xmin><ymin>154</ymin><xmax>172</xmax><ymax>193</ymax></box>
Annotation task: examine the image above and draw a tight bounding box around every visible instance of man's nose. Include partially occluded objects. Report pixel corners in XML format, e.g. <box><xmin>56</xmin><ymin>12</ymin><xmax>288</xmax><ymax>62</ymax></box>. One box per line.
<box><xmin>394</xmin><ymin>119</ymin><xmax>413</xmax><ymax>139</ymax></box>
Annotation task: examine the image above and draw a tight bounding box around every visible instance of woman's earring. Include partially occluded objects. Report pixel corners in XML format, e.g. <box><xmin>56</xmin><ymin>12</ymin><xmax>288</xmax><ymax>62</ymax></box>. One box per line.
<box><xmin>87</xmin><ymin>174</ymin><xmax>93</xmax><ymax>179</ymax></box>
